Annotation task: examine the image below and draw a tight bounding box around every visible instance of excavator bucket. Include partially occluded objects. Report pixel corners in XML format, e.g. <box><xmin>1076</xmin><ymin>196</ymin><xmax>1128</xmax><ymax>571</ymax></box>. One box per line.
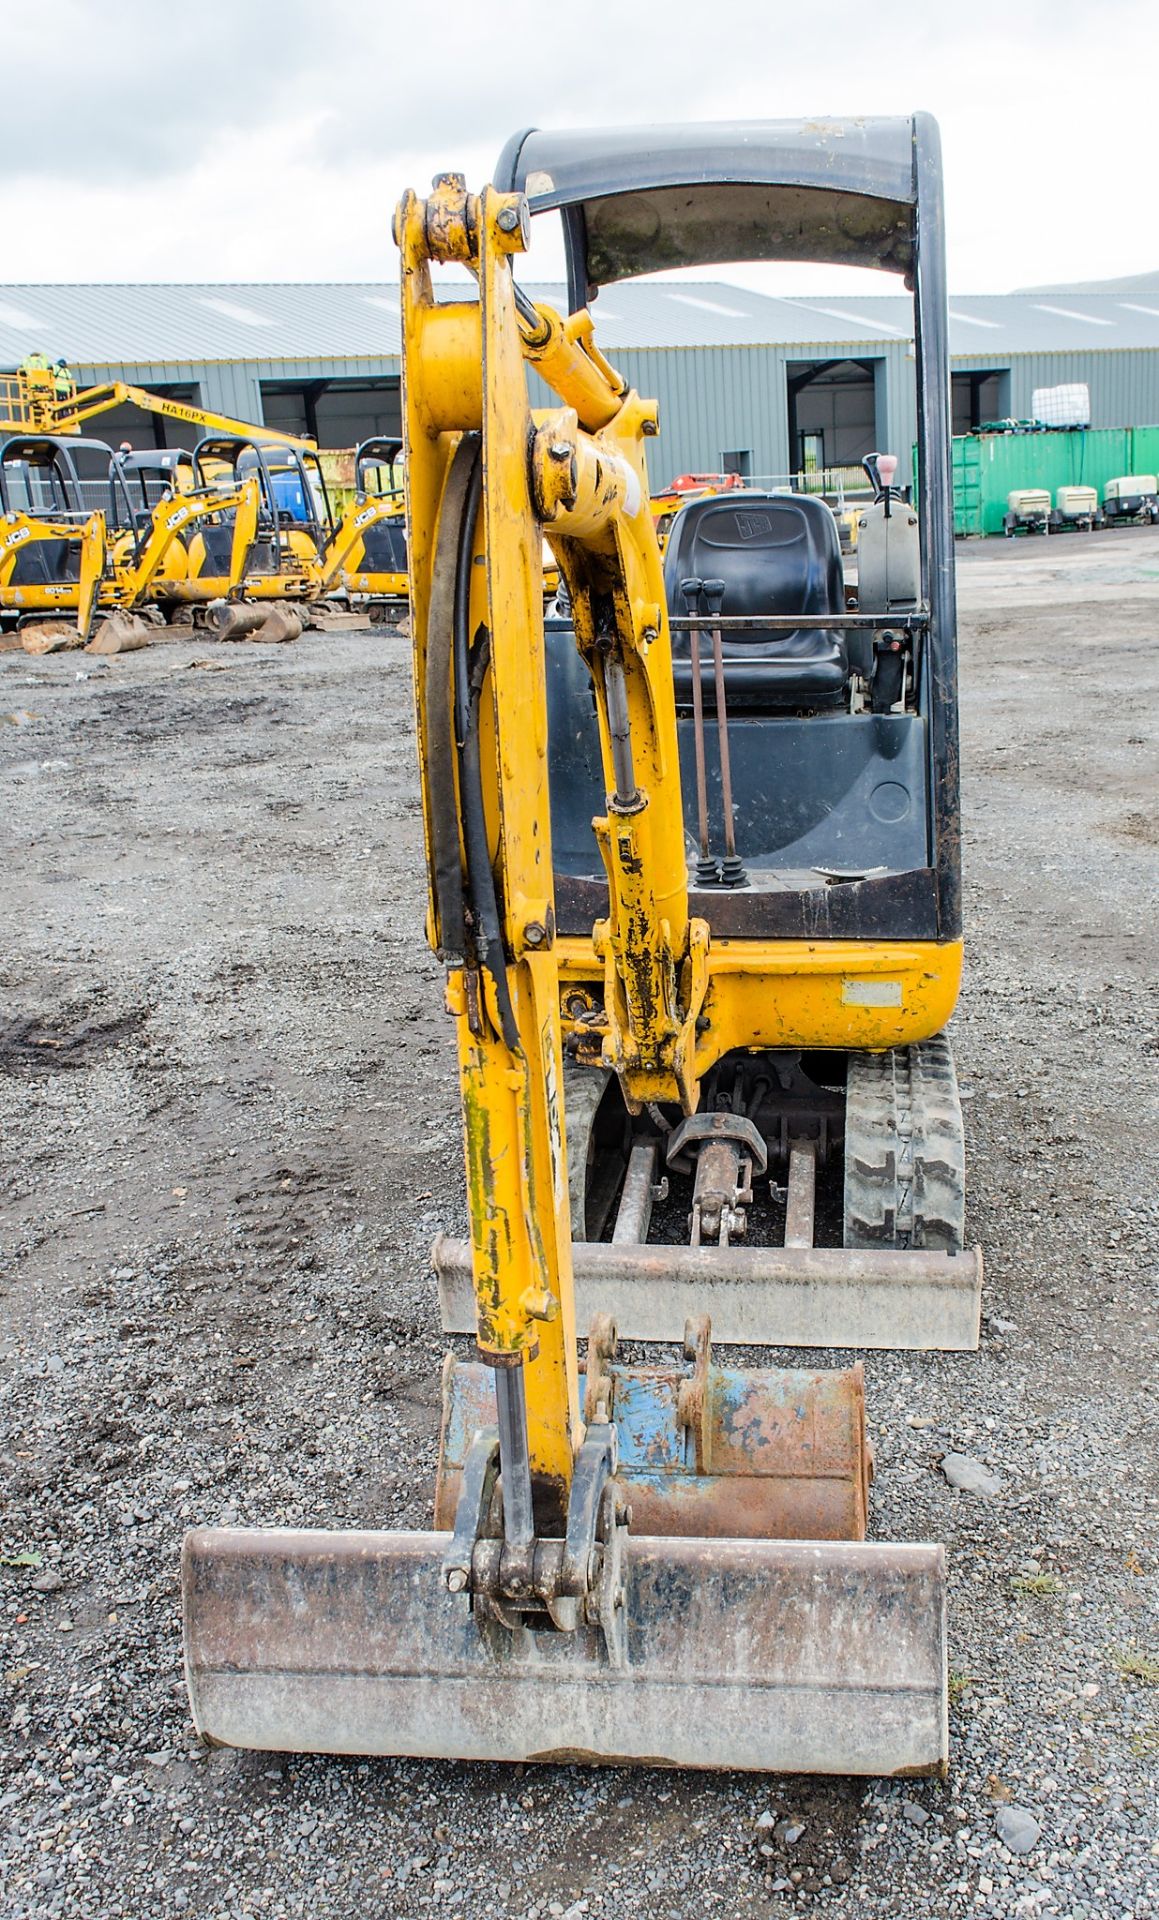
<box><xmin>434</xmin><ymin>1350</ymin><xmax>873</xmax><ymax>1542</ymax></box>
<box><xmin>183</xmin><ymin>1331</ymin><xmax>949</xmax><ymax>1776</ymax></box>
<box><xmin>184</xmin><ymin>1529</ymin><xmax>946</xmax><ymax>1774</ymax></box>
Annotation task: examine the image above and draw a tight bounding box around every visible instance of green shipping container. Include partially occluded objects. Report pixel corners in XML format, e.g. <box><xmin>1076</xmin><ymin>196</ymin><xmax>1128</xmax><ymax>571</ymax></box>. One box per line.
<box><xmin>945</xmin><ymin>427</ymin><xmax>1159</xmax><ymax>535</ymax></box>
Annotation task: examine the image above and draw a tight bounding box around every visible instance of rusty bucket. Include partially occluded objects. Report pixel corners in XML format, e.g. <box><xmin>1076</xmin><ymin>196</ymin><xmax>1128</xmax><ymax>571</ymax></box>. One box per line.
<box><xmin>435</xmin><ymin>1342</ymin><xmax>872</xmax><ymax>1544</ymax></box>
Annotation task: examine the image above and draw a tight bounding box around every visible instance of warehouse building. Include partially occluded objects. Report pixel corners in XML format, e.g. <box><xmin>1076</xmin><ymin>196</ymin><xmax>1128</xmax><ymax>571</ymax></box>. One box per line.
<box><xmin>1</xmin><ymin>277</ymin><xmax>1158</xmax><ymax>487</ymax></box>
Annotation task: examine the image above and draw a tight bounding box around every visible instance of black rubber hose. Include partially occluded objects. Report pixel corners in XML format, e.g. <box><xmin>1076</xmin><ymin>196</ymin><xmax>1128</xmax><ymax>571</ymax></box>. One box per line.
<box><xmin>453</xmin><ymin>461</ymin><xmax>519</xmax><ymax>1052</ymax></box>
<box><xmin>423</xmin><ymin>436</ymin><xmax>479</xmax><ymax>961</ymax></box>
<box><xmin>453</xmin><ymin>443</ymin><xmax>481</xmax><ymax>749</ymax></box>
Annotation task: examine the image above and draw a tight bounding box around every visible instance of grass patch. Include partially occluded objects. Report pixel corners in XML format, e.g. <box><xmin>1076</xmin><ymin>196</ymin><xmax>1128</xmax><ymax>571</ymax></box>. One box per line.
<box><xmin>1011</xmin><ymin>1571</ymin><xmax>1063</xmax><ymax>1597</ymax></box>
<box><xmin>1112</xmin><ymin>1648</ymin><xmax>1159</xmax><ymax>1686</ymax></box>
<box><xmin>948</xmin><ymin>1669</ymin><xmax>975</xmax><ymax>1705</ymax></box>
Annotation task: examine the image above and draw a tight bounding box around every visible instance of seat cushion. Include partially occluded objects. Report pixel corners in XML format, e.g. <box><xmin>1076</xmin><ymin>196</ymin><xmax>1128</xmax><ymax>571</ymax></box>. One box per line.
<box><xmin>664</xmin><ymin>491</ymin><xmax>848</xmax><ymax>710</ymax></box>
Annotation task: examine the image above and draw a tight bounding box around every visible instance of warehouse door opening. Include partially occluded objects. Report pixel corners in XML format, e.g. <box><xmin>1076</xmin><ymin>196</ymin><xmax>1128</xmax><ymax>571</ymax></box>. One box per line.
<box><xmin>951</xmin><ymin>369</ymin><xmax>1010</xmax><ymax>434</ymax></box>
<box><xmin>786</xmin><ymin>359</ymin><xmax>882</xmax><ymax>491</ymax></box>
<box><xmin>259</xmin><ymin>377</ymin><xmax>401</xmax><ymax>449</ymax></box>
<box><xmin>89</xmin><ymin>383</ymin><xmax>204</xmax><ymax>453</ymax></box>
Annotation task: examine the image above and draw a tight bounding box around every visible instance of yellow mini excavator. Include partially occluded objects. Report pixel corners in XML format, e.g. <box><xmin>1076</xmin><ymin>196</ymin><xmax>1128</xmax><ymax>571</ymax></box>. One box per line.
<box><xmin>144</xmin><ymin>433</ymin><xmax>406</xmax><ymax>618</ymax></box>
<box><xmin>184</xmin><ymin>116</ymin><xmax>979</xmax><ymax>1776</ymax></box>
<box><xmin>0</xmin><ymin>379</ymin><xmax>357</xmax><ymax>637</ymax></box>
<box><xmin>337</xmin><ymin>436</ymin><xmax>410</xmax><ymax>622</ymax></box>
<box><xmin>0</xmin><ymin>434</ymin><xmax>259</xmax><ymax>641</ymax></box>
<box><xmin>0</xmin><ymin>365</ymin><xmax>324</xmax><ymax>639</ymax></box>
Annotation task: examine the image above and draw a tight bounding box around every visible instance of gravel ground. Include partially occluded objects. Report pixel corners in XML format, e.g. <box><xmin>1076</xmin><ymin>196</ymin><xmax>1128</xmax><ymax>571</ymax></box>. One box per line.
<box><xmin>1</xmin><ymin>527</ymin><xmax>1157</xmax><ymax>1919</ymax></box>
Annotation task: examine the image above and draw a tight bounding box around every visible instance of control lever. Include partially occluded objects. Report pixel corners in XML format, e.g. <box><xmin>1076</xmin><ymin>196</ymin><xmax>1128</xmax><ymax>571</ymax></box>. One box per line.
<box><xmin>680</xmin><ymin>576</ymin><xmax>719</xmax><ymax>885</ymax></box>
<box><xmin>862</xmin><ymin>453</ymin><xmax>909</xmax><ymax>709</ymax></box>
<box><xmin>862</xmin><ymin>451</ymin><xmax>900</xmax><ymax>519</ymax></box>
<box><xmin>701</xmin><ymin>578</ymin><xmax>748</xmax><ymax>889</ymax></box>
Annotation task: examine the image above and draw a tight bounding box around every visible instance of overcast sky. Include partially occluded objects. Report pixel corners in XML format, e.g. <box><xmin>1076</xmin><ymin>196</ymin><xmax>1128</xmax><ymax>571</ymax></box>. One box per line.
<box><xmin>6</xmin><ymin>1</ymin><xmax>1158</xmax><ymax>295</ymax></box>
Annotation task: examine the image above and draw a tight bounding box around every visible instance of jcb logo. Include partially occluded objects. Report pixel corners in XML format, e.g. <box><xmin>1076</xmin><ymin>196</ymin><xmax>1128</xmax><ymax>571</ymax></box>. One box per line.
<box><xmin>2</xmin><ymin>526</ymin><xmax>31</xmax><ymax>550</ymax></box>
<box><xmin>355</xmin><ymin>505</ymin><xmax>378</xmax><ymax>528</ymax></box>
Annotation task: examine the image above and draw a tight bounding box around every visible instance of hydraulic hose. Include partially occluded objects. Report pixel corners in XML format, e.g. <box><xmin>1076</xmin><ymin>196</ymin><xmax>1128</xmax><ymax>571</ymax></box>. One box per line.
<box><xmin>452</xmin><ymin>447</ymin><xmax>519</xmax><ymax>1051</ymax></box>
<box><xmin>422</xmin><ymin>436</ymin><xmax>478</xmax><ymax>961</ymax></box>
<box><xmin>452</xmin><ymin>442</ymin><xmax>481</xmax><ymax>749</ymax></box>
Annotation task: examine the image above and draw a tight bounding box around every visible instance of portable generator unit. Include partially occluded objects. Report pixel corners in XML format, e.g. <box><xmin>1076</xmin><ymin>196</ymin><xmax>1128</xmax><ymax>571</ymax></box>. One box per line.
<box><xmin>1053</xmin><ymin>485</ymin><xmax>1099</xmax><ymax>531</ymax></box>
<box><xmin>1003</xmin><ymin>488</ymin><xmax>1052</xmax><ymax>535</ymax></box>
<box><xmin>1102</xmin><ymin>475</ymin><xmax>1159</xmax><ymax>524</ymax></box>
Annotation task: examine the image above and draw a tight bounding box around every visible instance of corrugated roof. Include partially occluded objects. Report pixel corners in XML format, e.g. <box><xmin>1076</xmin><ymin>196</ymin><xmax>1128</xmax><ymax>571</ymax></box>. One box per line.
<box><xmin>1018</xmin><ymin>268</ymin><xmax>1159</xmax><ymax>297</ymax></box>
<box><xmin>938</xmin><ymin>294</ymin><xmax>1159</xmax><ymax>353</ymax></box>
<box><xmin>0</xmin><ymin>283</ymin><xmax>404</xmax><ymax>366</ymax></box>
<box><xmin>1</xmin><ymin>280</ymin><xmax>1157</xmax><ymax>367</ymax></box>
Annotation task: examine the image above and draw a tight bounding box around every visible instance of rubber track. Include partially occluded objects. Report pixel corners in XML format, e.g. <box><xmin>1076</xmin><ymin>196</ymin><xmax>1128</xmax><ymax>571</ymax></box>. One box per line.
<box><xmin>843</xmin><ymin>1035</ymin><xmax>966</xmax><ymax>1253</ymax></box>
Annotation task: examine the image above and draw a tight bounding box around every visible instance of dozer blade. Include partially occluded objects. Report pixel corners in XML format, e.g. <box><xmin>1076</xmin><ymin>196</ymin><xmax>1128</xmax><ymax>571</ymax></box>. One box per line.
<box><xmin>183</xmin><ymin>1527</ymin><xmax>947</xmax><ymax>1775</ymax></box>
<box><xmin>433</xmin><ymin>1234</ymin><xmax>983</xmax><ymax>1352</ymax></box>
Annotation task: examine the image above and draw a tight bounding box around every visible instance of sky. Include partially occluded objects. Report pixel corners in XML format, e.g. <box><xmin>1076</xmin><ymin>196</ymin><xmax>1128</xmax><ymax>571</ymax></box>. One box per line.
<box><xmin>5</xmin><ymin>1</ymin><xmax>1159</xmax><ymax>296</ymax></box>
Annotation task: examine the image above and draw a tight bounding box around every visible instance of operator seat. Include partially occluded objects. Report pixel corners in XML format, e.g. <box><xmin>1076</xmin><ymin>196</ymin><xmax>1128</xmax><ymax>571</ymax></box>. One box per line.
<box><xmin>358</xmin><ymin>519</ymin><xmax>408</xmax><ymax>573</ymax></box>
<box><xmin>663</xmin><ymin>492</ymin><xmax>848</xmax><ymax>710</ymax></box>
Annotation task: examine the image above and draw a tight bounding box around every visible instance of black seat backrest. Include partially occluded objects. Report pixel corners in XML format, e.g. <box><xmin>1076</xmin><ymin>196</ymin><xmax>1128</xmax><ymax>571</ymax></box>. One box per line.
<box><xmin>663</xmin><ymin>491</ymin><xmax>849</xmax><ymax>711</ymax></box>
<box><xmin>358</xmin><ymin>520</ymin><xmax>408</xmax><ymax>573</ymax></box>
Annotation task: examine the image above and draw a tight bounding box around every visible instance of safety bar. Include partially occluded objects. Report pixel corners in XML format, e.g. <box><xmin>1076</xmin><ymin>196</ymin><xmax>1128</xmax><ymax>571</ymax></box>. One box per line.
<box><xmin>668</xmin><ymin>612</ymin><xmax>929</xmax><ymax>632</ymax></box>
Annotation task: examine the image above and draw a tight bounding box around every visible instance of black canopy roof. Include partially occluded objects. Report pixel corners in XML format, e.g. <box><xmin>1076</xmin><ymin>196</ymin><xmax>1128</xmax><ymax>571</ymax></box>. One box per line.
<box><xmin>1</xmin><ymin>434</ymin><xmax>114</xmax><ymax>464</ymax></box>
<box><xmin>496</xmin><ymin>117</ymin><xmax>930</xmax><ymax>300</ymax></box>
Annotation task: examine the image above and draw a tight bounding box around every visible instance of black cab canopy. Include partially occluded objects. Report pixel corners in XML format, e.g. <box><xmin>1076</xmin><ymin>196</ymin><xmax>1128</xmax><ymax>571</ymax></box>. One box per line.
<box><xmin>494</xmin><ymin>112</ymin><xmax>960</xmax><ymax>938</ymax></box>
<box><xmin>496</xmin><ymin>115</ymin><xmax>936</xmax><ymax>307</ymax></box>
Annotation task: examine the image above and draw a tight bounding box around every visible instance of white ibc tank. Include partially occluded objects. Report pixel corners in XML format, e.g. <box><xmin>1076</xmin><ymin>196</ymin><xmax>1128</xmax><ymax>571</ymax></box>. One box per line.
<box><xmin>1032</xmin><ymin>384</ymin><xmax>1091</xmax><ymax>428</ymax></box>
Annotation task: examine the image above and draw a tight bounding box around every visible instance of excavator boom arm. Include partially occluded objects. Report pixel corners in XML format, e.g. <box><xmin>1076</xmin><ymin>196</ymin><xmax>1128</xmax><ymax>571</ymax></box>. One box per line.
<box><xmin>118</xmin><ymin>477</ymin><xmax>262</xmax><ymax>602</ymax></box>
<box><xmin>401</xmin><ymin>174</ymin><xmax>711</xmax><ymax>1524</ymax></box>
<box><xmin>58</xmin><ymin>383</ymin><xmax>317</xmax><ymax>450</ymax></box>
<box><xmin>0</xmin><ymin>372</ymin><xmax>316</xmax><ymax>451</ymax></box>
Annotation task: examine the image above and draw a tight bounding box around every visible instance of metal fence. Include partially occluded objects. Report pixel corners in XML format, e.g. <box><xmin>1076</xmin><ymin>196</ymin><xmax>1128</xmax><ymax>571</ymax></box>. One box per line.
<box><xmin>748</xmin><ymin>466</ymin><xmax>874</xmax><ymax>506</ymax></box>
